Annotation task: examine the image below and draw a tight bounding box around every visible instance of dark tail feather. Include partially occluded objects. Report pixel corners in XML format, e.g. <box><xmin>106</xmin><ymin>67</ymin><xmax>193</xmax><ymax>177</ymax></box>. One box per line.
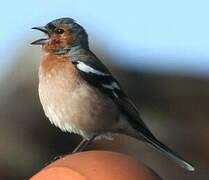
<box><xmin>141</xmin><ymin>133</ymin><xmax>195</xmax><ymax>171</ymax></box>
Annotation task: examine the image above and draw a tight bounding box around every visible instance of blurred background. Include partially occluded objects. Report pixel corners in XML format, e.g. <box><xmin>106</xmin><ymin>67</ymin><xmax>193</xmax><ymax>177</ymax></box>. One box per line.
<box><xmin>1</xmin><ymin>0</ymin><xmax>209</xmax><ymax>179</ymax></box>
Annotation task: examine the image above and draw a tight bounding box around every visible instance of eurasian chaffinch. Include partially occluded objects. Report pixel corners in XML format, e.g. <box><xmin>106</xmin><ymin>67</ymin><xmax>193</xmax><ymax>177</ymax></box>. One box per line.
<box><xmin>31</xmin><ymin>17</ymin><xmax>194</xmax><ymax>171</ymax></box>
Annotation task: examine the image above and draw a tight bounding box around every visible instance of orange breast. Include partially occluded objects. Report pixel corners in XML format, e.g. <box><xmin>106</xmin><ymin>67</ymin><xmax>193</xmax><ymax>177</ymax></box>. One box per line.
<box><xmin>40</xmin><ymin>54</ymin><xmax>78</xmax><ymax>81</ymax></box>
<box><xmin>38</xmin><ymin>53</ymin><xmax>119</xmax><ymax>137</ymax></box>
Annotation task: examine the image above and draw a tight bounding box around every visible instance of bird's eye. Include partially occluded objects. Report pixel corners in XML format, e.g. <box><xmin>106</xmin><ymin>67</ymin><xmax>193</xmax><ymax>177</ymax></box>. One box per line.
<box><xmin>55</xmin><ymin>28</ymin><xmax>65</xmax><ymax>34</ymax></box>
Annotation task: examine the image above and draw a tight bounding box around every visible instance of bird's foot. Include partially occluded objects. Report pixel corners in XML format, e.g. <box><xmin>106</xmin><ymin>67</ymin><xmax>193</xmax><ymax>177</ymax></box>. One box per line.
<box><xmin>52</xmin><ymin>154</ymin><xmax>67</xmax><ymax>161</ymax></box>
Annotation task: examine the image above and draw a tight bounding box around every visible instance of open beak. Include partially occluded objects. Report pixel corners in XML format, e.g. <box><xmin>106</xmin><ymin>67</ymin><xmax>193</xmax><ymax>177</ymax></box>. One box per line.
<box><xmin>31</xmin><ymin>26</ymin><xmax>50</xmax><ymax>45</ymax></box>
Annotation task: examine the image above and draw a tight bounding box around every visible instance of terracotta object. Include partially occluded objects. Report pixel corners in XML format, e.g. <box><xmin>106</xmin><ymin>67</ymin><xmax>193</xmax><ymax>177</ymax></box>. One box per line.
<box><xmin>30</xmin><ymin>151</ymin><xmax>161</xmax><ymax>180</ymax></box>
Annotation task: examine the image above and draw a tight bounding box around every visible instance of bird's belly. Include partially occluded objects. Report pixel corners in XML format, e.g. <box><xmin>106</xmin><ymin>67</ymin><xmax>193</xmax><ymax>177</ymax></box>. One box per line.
<box><xmin>39</xmin><ymin>76</ymin><xmax>119</xmax><ymax>138</ymax></box>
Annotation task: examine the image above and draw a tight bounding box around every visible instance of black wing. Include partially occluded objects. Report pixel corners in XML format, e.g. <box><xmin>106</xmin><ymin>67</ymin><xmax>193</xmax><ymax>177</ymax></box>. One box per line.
<box><xmin>71</xmin><ymin>52</ymin><xmax>154</xmax><ymax>137</ymax></box>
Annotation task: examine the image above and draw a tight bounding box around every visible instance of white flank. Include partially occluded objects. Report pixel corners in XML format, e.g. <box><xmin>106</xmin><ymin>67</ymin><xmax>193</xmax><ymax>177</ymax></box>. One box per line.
<box><xmin>77</xmin><ymin>61</ymin><xmax>110</xmax><ymax>76</ymax></box>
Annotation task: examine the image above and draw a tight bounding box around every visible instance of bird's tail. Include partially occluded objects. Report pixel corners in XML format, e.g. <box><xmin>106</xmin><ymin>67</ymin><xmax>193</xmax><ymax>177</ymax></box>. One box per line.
<box><xmin>141</xmin><ymin>133</ymin><xmax>195</xmax><ymax>171</ymax></box>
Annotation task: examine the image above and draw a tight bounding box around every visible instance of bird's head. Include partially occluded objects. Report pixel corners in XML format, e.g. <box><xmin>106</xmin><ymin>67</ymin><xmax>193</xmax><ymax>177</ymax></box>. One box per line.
<box><xmin>31</xmin><ymin>18</ymin><xmax>89</xmax><ymax>54</ymax></box>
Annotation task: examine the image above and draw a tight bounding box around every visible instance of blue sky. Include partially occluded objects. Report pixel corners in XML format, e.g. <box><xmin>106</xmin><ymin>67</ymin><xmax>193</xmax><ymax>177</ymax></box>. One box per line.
<box><xmin>1</xmin><ymin>0</ymin><xmax>209</xmax><ymax>77</ymax></box>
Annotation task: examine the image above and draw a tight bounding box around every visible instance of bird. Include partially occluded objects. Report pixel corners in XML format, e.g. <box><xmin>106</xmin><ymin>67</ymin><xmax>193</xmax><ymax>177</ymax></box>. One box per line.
<box><xmin>31</xmin><ymin>17</ymin><xmax>194</xmax><ymax>171</ymax></box>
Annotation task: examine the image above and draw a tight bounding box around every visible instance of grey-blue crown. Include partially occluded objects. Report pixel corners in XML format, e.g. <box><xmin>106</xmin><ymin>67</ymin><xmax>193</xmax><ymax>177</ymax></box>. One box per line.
<box><xmin>50</xmin><ymin>17</ymin><xmax>75</xmax><ymax>26</ymax></box>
